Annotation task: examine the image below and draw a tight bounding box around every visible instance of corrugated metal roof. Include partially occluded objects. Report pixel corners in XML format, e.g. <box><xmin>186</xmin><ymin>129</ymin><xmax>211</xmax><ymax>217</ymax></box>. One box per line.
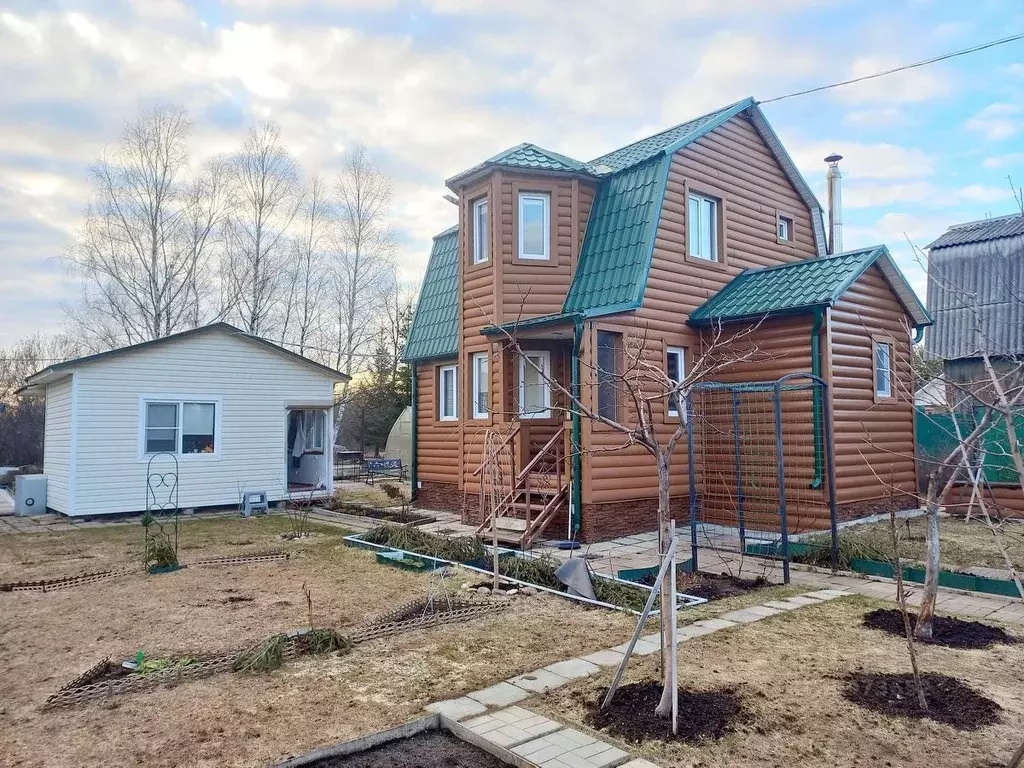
<box><xmin>925</xmin><ymin>232</ymin><xmax>1024</xmax><ymax>359</ymax></box>
<box><xmin>928</xmin><ymin>214</ymin><xmax>1024</xmax><ymax>250</ymax></box>
<box><xmin>563</xmin><ymin>156</ymin><xmax>669</xmax><ymax>315</ymax></box>
<box><xmin>690</xmin><ymin>245</ymin><xmax>931</xmax><ymax>327</ymax></box>
<box><xmin>403</xmin><ymin>226</ymin><xmax>460</xmax><ymax>361</ymax></box>
<box><xmin>446</xmin><ymin>143</ymin><xmax>590</xmax><ymax>188</ymax></box>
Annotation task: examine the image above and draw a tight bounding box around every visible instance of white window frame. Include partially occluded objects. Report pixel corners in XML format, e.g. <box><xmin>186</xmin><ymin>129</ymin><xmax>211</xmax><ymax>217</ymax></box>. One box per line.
<box><xmin>518</xmin><ymin>350</ymin><xmax>552</xmax><ymax>419</ymax></box>
<box><xmin>138</xmin><ymin>395</ymin><xmax>222</xmax><ymax>461</ymax></box>
<box><xmin>778</xmin><ymin>215</ymin><xmax>792</xmax><ymax>242</ymax></box>
<box><xmin>518</xmin><ymin>192</ymin><xmax>551</xmax><ymax>260</ymax></box>
<box><xmin>472</xmin><ymin>352</ymin><xmax>489</xmax><ymax>419</ymax></box>
<box><xmin>875</xmin><ymin>342</ymin><xmax>893</xmax><ymax>399</ymax></box>
<box><xmin>666</xmin><ymin>346</ymin><xmax>686</xmax><ymax>418</ymax></box>
<box><xmin>438</xmin><ymin>364</ymin><xmax>459</xmax><ymax>421</ymax></box>
<box><xmin>472</xmin><ymin>197</ymin><xmax>489</xmax><ymax>265</ymax></box>
<box><xmin>688</xmin><ymin>192</ymin><xmax>719</xmax><ymax>262</ymax></box>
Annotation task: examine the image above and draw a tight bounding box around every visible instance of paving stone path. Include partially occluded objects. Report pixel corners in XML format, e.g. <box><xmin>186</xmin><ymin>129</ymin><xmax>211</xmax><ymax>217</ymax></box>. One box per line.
<box><xmin>427</xmin><ymin>588</ymin><xmax>850</xmax><ymax>767</ymax></box>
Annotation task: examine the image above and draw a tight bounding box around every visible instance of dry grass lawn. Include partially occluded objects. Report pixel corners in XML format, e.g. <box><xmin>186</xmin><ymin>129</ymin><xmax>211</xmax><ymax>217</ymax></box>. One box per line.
<box><xmin>530</xmin><ymin>596</ymin><xmax>1024</xmax><ymax>768</ymax></box>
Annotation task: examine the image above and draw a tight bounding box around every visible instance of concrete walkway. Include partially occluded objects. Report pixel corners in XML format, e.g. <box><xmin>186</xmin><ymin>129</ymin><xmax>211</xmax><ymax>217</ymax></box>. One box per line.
<box><xmin>426</xmin><ymin>588</ymin><xmax>851</xmax><ymax>768</ymax></box>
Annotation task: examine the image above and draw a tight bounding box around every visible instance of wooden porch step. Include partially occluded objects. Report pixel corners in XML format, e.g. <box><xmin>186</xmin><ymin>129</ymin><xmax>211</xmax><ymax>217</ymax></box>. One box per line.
<box><xmin>494</xmin><ymin>517</ymin><xmax>527</xmax><ymax>533</ymax></box>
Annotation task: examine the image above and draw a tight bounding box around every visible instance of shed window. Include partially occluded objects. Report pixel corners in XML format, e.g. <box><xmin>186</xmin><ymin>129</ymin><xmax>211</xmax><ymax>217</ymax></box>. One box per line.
<box><xmin>472</xmin><ymin>198</ymin><xmax>489</xmax><ymax>264</ymax></box>
<box><xmin>518</xmin><ymin>192</ymin><xmax>550</xmax><ymax>260</ymax></box>
<box><xmin>519</xmin><ymin>351</ymin><xmax>551</xmax><ymax>418</ymax></box>
<box><xmin>688</xmin><ymin>193</ymin><xmax>719</xmax><ymax>261</ymax></box>
<box><xmin>472</xmin><ymin>352</ymin><xmax>489</xmax><ymax>419</ymax></box>
<box><xmin>144</xmin><ymin>400</ymin><xmax>217</xmax><ymax>455</ymax></box>
<box><xmin>439</xmin><ymin>365</ymin><xmax>458</xmax><ymax>421</ymax></box>
<box><xmin>666</xmin><ymin>346</ymin><xmax>686</xmax><ymax>418</ymax></box>
<box><xmin>597</xmin><ymin>332</ymin><xmax>621</xmax><ymax>421</ymax></box>
<box><xmin>778</xmin><ymin>215</ymin><xmax>793</xmax><ymax>242</ymax></box>
<box><xmin>875</xmin><ymin>342</ymin><xmax>893</xmax><ymax>399</ymax></box>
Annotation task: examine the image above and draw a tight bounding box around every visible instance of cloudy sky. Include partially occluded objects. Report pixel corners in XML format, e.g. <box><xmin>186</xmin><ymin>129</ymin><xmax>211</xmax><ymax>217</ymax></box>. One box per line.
<box><xmin>1</xmin><ymin>0</ymin><xmax>1023</xmax><ymax>345</ymax></box>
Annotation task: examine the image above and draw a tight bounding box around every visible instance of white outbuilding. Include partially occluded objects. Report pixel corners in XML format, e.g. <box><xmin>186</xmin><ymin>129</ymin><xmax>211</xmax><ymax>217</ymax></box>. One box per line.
<box><xmin>20</xmin><ymin>323</ymin><xmax>348</xmax><ymax>518</ymax></box>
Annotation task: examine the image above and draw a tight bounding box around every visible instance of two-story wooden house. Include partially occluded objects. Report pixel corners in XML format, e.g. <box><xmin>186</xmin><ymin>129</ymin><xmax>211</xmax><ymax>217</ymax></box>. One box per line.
<box><xmin>404</xmin><ymin>97</ymin><xmax>931</xmax><ymax>545</ymax></box>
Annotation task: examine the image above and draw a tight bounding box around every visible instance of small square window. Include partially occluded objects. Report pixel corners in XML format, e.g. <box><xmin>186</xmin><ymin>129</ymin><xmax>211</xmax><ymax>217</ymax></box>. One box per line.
<box><xmin>472</xmin><ymin>198</ymin><xmax>489</xmax><ymax>264</ymax></box>
<box><xmin>778</xmin><ymin>215</ymin><xmax>793</xmax><ymax>242</ymax></box>
<box><xmin>518</xmin><ymin>193</ymin><xmax>550</xmax><ymax>260</ymax></box>
<box><xmin>688</xmin><ymin>193</ymin><xmax>720</xmax><ymax>261</ymax></box>
<box><xmin>875</xmin><ymin>342</ymin><xmax>893</xmax><ymax>398</ymax></box>
<box><xmin>439</xmin><ymin>365</ymin><xmax>458</xmax><ymax>421</ymax></box>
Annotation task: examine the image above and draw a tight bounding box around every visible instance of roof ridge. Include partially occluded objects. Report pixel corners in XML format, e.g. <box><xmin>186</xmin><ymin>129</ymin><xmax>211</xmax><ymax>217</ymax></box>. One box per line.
<box><xmin>946</xmin><ymin>212</ymin><xmax>1024</xmax><ymax>230</ymax></box>
<box><xmin>734</xmin><ymin>246</ymin><xmax>879</xmax><ymax>277</ymax></box>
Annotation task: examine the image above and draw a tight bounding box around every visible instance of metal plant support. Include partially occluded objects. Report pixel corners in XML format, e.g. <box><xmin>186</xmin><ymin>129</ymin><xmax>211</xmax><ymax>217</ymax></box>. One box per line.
<box><xmin>143</xmin><ymin>452</ymin><xmax>181</xmax><ymax>572</ymax></box>
<box><xmin>686</xmin><ymin>373</ymin><xmax>839</xmax><ymax>582</ymax></box>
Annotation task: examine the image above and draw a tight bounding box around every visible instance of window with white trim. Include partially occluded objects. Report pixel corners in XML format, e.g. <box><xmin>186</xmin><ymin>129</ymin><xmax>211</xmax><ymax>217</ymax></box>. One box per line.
<box><xmin>472</xmin><ymin>197</ymin><xmax>489</xmax><ymax>264</ymax></box>
<box><xmin>144</xmin><ymin>400</ymin><xmax>216</xmax><ymax>455</ymax></box>
<box><xmin>519</xmin><ymin>351</ymin><xmax>551</xmax><ymax>418</ymax></box>
<box><xmin>597</xmin><ymin>332</ymin><xmax>621</xmax><ymax>421</ymax></box>
<box><xmin>666</xmin><ymin>346</ymin><xmax>686</xmax><ymax>419</ymax></box>
<box><xmin>518</xmin><ymin>192</ymin><xmax>550</xmax><ymax>260</ymax></box>
<box><xmin>688</xmin><ymin>192</ymin><xmax>719</xmax><ymax>261</ymax></box>
<box><xmin>875</xmin><ymin>342</ymin><xmax>893</xmax><ymax>398</ymax></box>
<box><xmin>439</xmin><ymin>364</ymin><xmax>458</xmax><ymax>421</ymax></box>
<box><xmin>472</xmin><ymin>352</ymin><xmax>489</xmax><ymax>419</ymax></box>
<box><xmin>778</xmin><ymin>215</ymin><xmax>793</xmax><ymax>242</ymax></box>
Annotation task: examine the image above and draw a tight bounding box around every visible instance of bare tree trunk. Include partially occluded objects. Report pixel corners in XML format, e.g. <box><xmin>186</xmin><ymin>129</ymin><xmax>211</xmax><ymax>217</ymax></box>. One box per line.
<box><xmin>916</xmin><ymin>475</ymin><xmax>942</xmax><ymax>641</ymax></box>
<box><xmin>889</xmin><ymin>507</ymin><xmax>928</xmax><ymax>711</ymax></box>
<box><xmin>654</xmin><ymin>451</ymin><xmax>675</xmax><ymax>717</ymax></box>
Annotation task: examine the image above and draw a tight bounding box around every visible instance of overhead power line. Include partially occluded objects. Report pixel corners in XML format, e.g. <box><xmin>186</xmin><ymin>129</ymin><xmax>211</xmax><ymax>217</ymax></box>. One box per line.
<box><xmin>760</xmin><ymin>32</ymin><xmax>1024</xmax><ymax>104</ymax></box>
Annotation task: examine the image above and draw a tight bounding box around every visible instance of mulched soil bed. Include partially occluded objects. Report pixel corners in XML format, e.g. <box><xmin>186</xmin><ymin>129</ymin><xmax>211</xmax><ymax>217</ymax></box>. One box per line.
<box><xmin>656</xmin><ymin>571</ymin><xmax>769</xmax><ymax>602</ymax></box>
<box><xmin>843</xmin><ymin>671</ymin><xmax>1002</xmax><ymax>731</ymax></box>
<box><xmin>863</xmin><ymin>608</ymin><xmax>1019</xmax><ymax>649</ymax></box>
<box><xmin>588</xmin><ymin>682</ymin><xmax>746</xmax><ymax>744</ymax></box>
<box><xmin>327</xmin><ymin>503</ymin><xmax>434</xmax><ymax>525</ymax></box>
<box><xmin>304</xmin><ymin>731</ymin><xmax>509</xmax><ymax>768</ymax></box>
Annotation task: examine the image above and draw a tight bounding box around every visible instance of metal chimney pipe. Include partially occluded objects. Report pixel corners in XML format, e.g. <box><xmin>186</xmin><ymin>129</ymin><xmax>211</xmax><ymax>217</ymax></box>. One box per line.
<box><xmin>825</xmin><ymin>153</ymin><xmax>843</xmax><ymax>255</ymax></box>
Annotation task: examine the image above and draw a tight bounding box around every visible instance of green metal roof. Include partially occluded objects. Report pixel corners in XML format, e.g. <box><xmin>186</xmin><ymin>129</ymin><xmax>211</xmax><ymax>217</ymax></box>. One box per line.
<box><xmin>688</xmin><ymin>245</ymin><xmax>932</xmax><ymax>327</ymax></box>
<box><xmin>403</xmin><ymin>226</ymin><xmax>460</xmax><ymax>361</ymax></box>
<box><xmin>562</xmin><ymin>156</ymin><xmax>670</xmax><ymax>316</ymax></box>
<box><xmin>447</xmin><ymin>143</ymin><xmax>591</xmax><ymax>188</ymax></box>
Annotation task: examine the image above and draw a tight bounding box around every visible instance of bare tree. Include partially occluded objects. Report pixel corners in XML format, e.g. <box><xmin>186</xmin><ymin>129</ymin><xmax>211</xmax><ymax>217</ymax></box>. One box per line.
<box><xmin>223</xmin><ymin>121</ymin><xmax>301</xmax><ymax>336</ymax></box>
<box><xmin>63</xmin><ymin>105</ymin><xmax>224</xmax><ymax>348</ymax></box>
<box><xmin>331</xmin><ymin>145</ymin><xmax>395</xmax><ymax>381</ymax></box>
<box><xmin>280</xmin><ymin>174</ymin><xmax>332</xmax><ymax>354</ymax></box>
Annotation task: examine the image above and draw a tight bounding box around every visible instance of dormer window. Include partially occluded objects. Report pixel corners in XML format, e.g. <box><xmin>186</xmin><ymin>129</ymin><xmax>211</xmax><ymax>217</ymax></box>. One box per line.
<box><xmin>472</xmin><ymin>197</ymin><xmax>489</xmax><ymax>264</ymax></box>
<box><xmin>518</xmin><ymin>192</ymin><xmax>550</xmax><ymax>260</ymax></box>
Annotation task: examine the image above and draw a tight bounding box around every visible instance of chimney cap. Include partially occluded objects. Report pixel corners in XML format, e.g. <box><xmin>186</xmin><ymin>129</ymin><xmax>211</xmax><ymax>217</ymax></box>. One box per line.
<box><xmin>824</xmin><ymin>153</ymin><xmax>843</xmax><ymax>164</ymax></box>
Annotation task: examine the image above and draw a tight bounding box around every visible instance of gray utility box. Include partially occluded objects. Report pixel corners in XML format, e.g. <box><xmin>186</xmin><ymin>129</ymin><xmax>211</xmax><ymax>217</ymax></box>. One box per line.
<box><xmin>15</xmin><ymin>474</ymin><xmax>47</xmax><ymax>516</ymax></box>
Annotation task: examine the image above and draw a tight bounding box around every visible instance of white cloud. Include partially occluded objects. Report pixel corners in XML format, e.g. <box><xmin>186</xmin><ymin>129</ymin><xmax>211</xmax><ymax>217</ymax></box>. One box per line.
<box><xmin>791</xmin><ymin>141</ymin><xmax>934</xmax><ymax>181</ymax></box>
<box><xmin>843</xmin><ymin>106</ymin><xmax>908</xmax><ymax>127</ymax></box>
<box><xmin>843</xmin><ymin>181</ymin><xmax>1011</xmax><ymax>210</ymax></box>
<box><xmin>965</xmin><ymin>103</ymin><xmax>1022</xmax><ymax>142</ymax></box>
<box><xmin>835</xmin><ymin>55</ymin><xmax>953</xmax><ymax>105</ymax></box>
<box><xmin>982</xmin><ymin>153</ymin><xmax>1024</xmax><ymax>169</ymax></box>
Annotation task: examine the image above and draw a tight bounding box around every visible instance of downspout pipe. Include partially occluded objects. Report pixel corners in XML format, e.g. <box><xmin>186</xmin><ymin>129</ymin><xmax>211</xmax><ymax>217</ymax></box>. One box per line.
<box><xmin>570</xmin><ymin>317</ymin><xmax>584</xmax><ymax>537</ymax></box>
<box><xmin>913</xmin><ymin>325</ymin><xmax>925</xmax><ymax>344</ymax></box>
<box><xmin>810</xmin><ymin>308</ymin><xmax>825</xmax><ymax>490</ymax></box>
<box><xmin>410</xmin><ymin>362</ymin><xmax>418</xmax><ymax>501</ymax></box>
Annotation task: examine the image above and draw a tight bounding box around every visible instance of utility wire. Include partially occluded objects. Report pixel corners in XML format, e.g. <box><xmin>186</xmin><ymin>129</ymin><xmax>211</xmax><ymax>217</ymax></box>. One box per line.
<box><xmin>760</xmin><ymin>32</ymin><xmax>1024</xmax><ymax>104</ymax></box>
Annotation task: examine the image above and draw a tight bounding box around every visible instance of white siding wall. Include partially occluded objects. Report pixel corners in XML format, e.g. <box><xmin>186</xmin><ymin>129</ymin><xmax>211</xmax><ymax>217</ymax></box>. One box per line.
<box><xmin>72</xmin><ymin>330</ymin><xmax>335</xmax><ymax>516</ymax></box>
<box><xmin>43</xmin><ymin>377</ymin><xmax>73</xmax><ymax>514</ymax></box>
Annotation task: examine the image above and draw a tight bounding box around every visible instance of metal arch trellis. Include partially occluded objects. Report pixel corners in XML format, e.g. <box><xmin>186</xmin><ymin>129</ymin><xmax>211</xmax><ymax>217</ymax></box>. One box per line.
<box><xmin>144</xmin><ymin>452</ymin><xmax>180</xmax><ymax>572</ymax></box>
<box><xmin>685</xmin><ymin>372</ymin><xmax>839</xmax><ymax>583</ymax></box>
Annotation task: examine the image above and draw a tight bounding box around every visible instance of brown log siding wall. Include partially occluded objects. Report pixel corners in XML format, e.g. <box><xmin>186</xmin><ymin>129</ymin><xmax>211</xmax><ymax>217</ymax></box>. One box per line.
<box><xmin>416</xmin><ymin>361</ymin><xmax>460</xmax><ymax>486</ymax></box>
<box><xmin>828</xmin><ymin>265</ymin><xmax>917</xmax><ymax>506</ymax></box>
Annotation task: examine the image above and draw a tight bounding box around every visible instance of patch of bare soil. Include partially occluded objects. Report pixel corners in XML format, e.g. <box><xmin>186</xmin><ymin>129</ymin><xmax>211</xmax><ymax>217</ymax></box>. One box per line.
<box><xmin>863</xmin><ymin>608</ymin><xmax>1019</xmax><ymax>649</ymax></box>
<box><xmin>304</xmin><ymin>731</ymin><xmax>509</xmax><ymax>768</ymax></box>
<box><xmin>672</xmin><ymin>571</ymin><xmax>769</xmax><ymax>601</ymax></box>
<box><xmin>588</xmin><ymin>682</ymin><xmax>745</xmax><ymax>744</ymax></box>
<box><xmin>843</xmin><ymin>672</ymin><xmax>1002</xmax><ymax>731</ymax></box>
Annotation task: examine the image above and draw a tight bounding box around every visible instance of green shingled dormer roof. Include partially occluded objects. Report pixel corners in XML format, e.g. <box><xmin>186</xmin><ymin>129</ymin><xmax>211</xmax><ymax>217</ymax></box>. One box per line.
<box><xmin>446</xmin><ymin>143</ymin><xmax>593</xmax><ymax>188</ymax></box>
<box><xmin>403</xmin><ymin>226</ymin><xmax>459</xmax><ymax>361</ymax></box>
<box><xmin>688</xmin><ymin>245</ymin><xmax>932</xmax><ymax>328</ymax></box>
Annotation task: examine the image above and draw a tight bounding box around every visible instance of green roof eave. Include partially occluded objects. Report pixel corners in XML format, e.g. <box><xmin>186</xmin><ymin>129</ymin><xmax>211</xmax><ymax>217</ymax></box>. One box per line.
<box><xmin>481</xmin><ymin>312</ymin><xmax>583</xmax><ymax>337</ymax></box>
<box><xmin>403</xmin><ymin>226</ymin><xmax>461</xmax><ymax>362</ymax></box>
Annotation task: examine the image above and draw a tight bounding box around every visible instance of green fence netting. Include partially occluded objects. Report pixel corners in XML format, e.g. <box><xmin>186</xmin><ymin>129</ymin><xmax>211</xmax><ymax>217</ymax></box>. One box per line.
<box><xmin>916</xmin><ymin>406</ymin><xmax>1023</xmax><ymax>484</ymax></box>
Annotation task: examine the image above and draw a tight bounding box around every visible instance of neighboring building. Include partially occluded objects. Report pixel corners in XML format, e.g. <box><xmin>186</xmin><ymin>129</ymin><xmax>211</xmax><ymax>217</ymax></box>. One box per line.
<box><xmin>914</xmin><ymin>377</ymin><xmax>949</xmax><ymax>412</ymax></box>
<box><xmin>20</xmin><ymin>323</ymin><xmax>348</xmax><ymax>517</ymax></box>
<box><xmin>404</xmin><ymin>97</ymin><xmax>931</xmax><ymax>545</ymax></box>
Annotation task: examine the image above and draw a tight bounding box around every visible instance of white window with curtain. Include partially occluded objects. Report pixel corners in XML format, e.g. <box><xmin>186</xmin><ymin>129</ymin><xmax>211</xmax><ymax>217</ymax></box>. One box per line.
<box><xmin>666</xmin><ymin>346</ymin><xmax>686</xmax><ymax>418</ymax></box>
<box><xmin>519</xmin><ymin>350</ymin><xmax>551</xmax><ymax>418</ymax></box>
<box><xmin>141</xmin><ymin>398</ymin><xmax>219</xmax><ymax>457</ymax></box>
<box><xmin>688</xmin><ymin>192</ymin><xmax>720</xmax><ymax>261</ymax></box>
<box><xmin>875</xmin><ymin>342</ymin><xmax>893</xmax><ymax>398</ymax></box>
<box><xmin>472</xmin><ymin>197</ymin><xmax>489</xmax><ymax>264</ymax></box>
<box><xmin>518</xmin><ymin>192</ymin><xmax>550</xmax><ymax>260</ymax></box>
<box><xmin>439</xmin><ymin>364</ymin><xmax>458</xmax><ymax>421</ymax></box>
<box><xmin>472</xmin><ymin>352</ymin><xmax>489</xmax><ymax>419</ymax></box>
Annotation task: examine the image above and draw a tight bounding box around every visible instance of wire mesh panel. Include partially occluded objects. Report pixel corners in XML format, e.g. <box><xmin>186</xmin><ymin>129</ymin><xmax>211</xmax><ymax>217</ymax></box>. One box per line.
<box><xmin>687</xmin><ymin>374</ymin><xmax>838</xmax><ymax>581</ymax></box>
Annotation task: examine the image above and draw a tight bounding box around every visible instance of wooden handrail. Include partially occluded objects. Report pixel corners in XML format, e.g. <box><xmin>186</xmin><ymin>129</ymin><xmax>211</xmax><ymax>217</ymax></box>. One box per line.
<box><xmin>471</xmin><ymin>423</ymin><xmax>520</xmax><ymax>477</ymax></box>
<box><xmin>516</xmin><ymin>425</ymin><xmax>566</xmax><ymax>484</ymax></box>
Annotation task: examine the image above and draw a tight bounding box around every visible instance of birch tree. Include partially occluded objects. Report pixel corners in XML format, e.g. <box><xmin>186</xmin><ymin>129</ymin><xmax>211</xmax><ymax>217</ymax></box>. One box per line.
<box><xmin>63</xmin><ymin>105</ymin><xmax>224</xmax><ymax>348</ymax></box>
<box><xmin>280</xmin><ymin>174</ymin><xmax>332</xmax><ymax>354</ymax></box>
<box><xmin>223</xmin><ymin>121</ymin><xmax>301</xmax><ymax>336</ymax></box>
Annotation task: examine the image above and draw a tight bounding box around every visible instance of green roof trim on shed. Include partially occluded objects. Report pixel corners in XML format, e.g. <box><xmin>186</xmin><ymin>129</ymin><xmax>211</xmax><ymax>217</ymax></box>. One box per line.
<box><xmin>403</xmin><ymin>226</ymin><xmax>460</xmax><ymax>361</ymax></box>
<box><xmin>688</xmin><ymin>245</ymin><xmax>932</xmax><ymax>328</ymax></box>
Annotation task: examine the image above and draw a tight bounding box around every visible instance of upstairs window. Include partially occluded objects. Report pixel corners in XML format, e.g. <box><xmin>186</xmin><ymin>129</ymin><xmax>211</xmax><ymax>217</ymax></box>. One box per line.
<box><xmin>666</xmin><ymin>346</ymin><xmax>686</xmax><ymax>418</ymax></box>
<box><xmin>518</xmin><ymin>192</ymin><xmax>550</xmax><ymax>260</ymax></box>
<box><xmin>472</xmin><ymin>352</ymin><xmax>489</xmax><ymax>419</ymax></box>
<box><xmin>144</xmin><ymin>400</ymin><xmax>217</xmax><ymax>455</ymax></box>
<box><xmin>597</xmin><ymin>332</ymin><xmax>621</xmax><ymax>421</ymax></box>
<box><xmin>688</xmin><ymin>192</ymin><xmax>720</xmax><ymax>262</ymax></box>
<box><xmin>875</xmin><ymin>341</ymin><xmax>893</xmax><ymax>399</ymax></box>
<box><xmin>439</xmin><ymin>364</ymin><xmax>458</xmax><ymax>421</ymax></box>
<box><xmin>472</xmin><ymin>197</ymin><xmax>489</xmax><ymax>264</ymax></box>
<box><xmin>778</xmin><ymin>215</ymin><xmax>793</xmax><ymax>242</ymax></box>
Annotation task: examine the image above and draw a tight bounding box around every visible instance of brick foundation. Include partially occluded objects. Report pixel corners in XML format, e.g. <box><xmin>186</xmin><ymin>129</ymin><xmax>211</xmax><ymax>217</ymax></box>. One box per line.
<box><xmin>579</xmin><ymin>497</ymin><xmax>689</xmax><ymax>543</ymax></box>
<box><xmin>415</xmin><ymin>482</ymin><xmax>464</xmax><ymax>515</ymax></box>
